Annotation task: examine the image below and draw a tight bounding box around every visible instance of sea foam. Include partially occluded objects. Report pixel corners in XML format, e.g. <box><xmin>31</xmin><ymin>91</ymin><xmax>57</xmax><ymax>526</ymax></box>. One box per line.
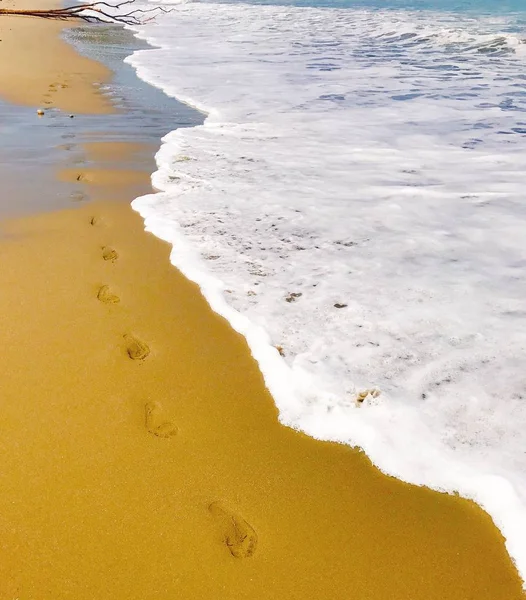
<box><xmin>126</xmin><ymin>2</ymin><xmax>526</xmax><ymax>583</ymax></box>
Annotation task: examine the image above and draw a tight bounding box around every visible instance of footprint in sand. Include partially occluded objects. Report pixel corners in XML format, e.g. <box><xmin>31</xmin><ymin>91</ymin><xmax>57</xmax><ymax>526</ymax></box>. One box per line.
<box><xmin>145</xmin><ymin>402</ymin><xmax>177</xmax><ymax>438</ymax></box>
<box><xmin>70</xmin><ymin>190</ymin><xmax>87</xmax><ymax>202</ymax></box>
<box><xmin>49</xmin><ymin>81</ymin><xmax>69</xmax><ymax>92</ymax></box>
<box><xmin>124</xmin><ymin>334</ymin><xmax>150</xmax><ymax>361</ymax></box>
<box><xmin>97</xmin><ymin>284</ymin><xmax>120</xmax><ymax>305</ymax></box>
<box><xmin>102</xmin><ymin>246</ymin><xmax>118</xmax><ymax>262</ymax></box>
<box><xmin>209</xmin><ymin>502</ymin><xmax>258</xmax><ymax>559</ymax></box>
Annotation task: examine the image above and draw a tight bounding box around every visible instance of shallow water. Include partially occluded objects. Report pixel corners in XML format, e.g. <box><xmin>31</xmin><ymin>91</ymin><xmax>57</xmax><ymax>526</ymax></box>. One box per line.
<box><xmin>126</xmin><ymin>0</ymin><xmax>526</xmax><ymax>584</ymax></box>
<box><xmin>0</xmin><ymin>24</ymin><xmax>201</xmax><ymax>217</ymax></box>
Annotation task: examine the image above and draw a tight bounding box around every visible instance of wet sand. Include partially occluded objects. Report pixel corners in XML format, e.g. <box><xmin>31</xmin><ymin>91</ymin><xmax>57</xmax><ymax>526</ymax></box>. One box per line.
<box><xmin>0</xmin><ymin>5</ymin><xmax>524</xmax><ymax>600</ymax></box>
<box><xmin>0</xmin><ymin>0</ymin><xmax>112</xmax><ymax>113</ymax></box>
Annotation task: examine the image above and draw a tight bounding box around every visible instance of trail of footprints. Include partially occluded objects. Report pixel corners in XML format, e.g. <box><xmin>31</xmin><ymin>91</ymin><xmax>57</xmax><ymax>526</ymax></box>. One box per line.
<box><xmin>42</xmin><ymin>80</ymin><xmax>69</xmax><ymax>106</ymax></box>
<box><xmin>90</xmin><ymin>214</ymin><xmax>258</xmax><ymax>559</ymax></box>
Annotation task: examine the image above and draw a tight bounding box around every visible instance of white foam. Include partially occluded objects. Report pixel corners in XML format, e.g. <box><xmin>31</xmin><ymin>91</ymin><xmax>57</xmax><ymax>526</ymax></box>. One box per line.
<box><xmin>126</xmin><ymin>2</ymin><xmax>526</xmax><ymax>583</ymax></box>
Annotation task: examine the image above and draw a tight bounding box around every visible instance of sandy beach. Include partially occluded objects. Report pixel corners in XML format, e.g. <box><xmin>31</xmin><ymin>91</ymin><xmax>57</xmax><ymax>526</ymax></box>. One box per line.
<box><xmin>0</xmin><ymin>4</ymin><xmax>524</xmax><ymax>599</ymax></box>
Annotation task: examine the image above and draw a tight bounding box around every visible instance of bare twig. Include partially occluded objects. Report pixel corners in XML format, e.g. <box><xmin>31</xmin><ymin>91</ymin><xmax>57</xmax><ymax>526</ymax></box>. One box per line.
<box><xmin>0</xmin><ymin>0</ymin><xmax>172</xmax><ymax>25</ymax></box>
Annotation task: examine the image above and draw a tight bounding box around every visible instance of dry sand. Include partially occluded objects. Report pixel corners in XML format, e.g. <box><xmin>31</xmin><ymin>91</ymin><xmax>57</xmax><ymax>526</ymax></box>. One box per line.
<box><xmin>0</xmin><ymin>4</ymin><xmax>524</xmax><ymax>600</ymax></box>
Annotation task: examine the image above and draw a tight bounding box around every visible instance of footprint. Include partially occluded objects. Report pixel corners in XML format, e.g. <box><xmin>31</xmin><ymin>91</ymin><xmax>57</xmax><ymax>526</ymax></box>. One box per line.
<box><xmin>97</xmin><ymin>285</ymin><xmax>120</xmax><ymax>304</ymax></box>
<box><xmin>70</xmin><ymin>190</ymin><xmax>87</xmax><ymax>202</ymax></box>
<box><xmin>102</xmin><ymin>246</ymin><xmax>118</xmax><ymax>262</ymax></box>
<box><xmin>124</xmin><ymin>334</ymin><xmax>150</xmax><ymax>361</ymax></box>
<box><xmin>209</xmin><ymin>502</ymin><xmax>258</xmax><ymax>559</ymax></box>
<box><xmin>89</xmin><ymin>216</ymin><xmax>106</xmax><ymax>227</ymax></box>
<box><xmin>145</xmin><ymin>402</ymin><xmax>177</xmax><ymax>438</ymax></box>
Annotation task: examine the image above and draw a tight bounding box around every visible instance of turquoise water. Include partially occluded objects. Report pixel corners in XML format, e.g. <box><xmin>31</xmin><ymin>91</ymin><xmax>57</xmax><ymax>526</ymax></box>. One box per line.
<box><xmin>242</xmin><ymin>0</ymin><xmax>526</xmax><ymax>13</ymax></box>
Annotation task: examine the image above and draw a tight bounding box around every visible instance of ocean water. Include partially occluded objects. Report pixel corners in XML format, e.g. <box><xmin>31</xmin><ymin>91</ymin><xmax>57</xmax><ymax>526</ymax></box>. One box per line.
<box><xmin>125</xmin><ymin>0</ymin><xmax>526</xmax><ymax>583</ymax></box>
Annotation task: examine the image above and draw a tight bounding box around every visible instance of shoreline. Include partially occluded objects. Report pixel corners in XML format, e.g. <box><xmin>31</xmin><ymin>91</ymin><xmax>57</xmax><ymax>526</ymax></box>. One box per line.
<box><xmin>0</xmin><ymin>6</ymin><xmax>524</xmax><ymax>599</ymax></box>
<box><xmin>126</xmin><ymin>6</ymin><xmax>526</xmax><ymax>584</ymax></box>
<box><xmin>0</xmin><ymin>1</ymin><xmax>112</xmax><ymax>114</ymax></box>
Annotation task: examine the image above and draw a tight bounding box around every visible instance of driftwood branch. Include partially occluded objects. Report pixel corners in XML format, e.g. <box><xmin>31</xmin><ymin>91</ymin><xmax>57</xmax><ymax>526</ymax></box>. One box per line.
<box><xmin>0</xmin><ymin>0</ymin><xmax>172</xmax><ymax>25</ymax></box>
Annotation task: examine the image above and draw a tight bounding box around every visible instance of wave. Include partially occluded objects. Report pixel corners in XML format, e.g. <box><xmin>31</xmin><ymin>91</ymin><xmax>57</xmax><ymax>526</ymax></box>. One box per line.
<box><xmin>126</xmin><ymin>1</ymin><xmax>526</xmax><ymax>585</ymax></box>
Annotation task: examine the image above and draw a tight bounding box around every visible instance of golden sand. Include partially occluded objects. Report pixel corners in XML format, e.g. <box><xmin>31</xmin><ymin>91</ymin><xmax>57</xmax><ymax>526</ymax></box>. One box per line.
<box><xmin>81</xmin><ymin>141</ymin><xmax>159</xmax><ymax>164</ymax></box>
<box><xmin>0</xmin><ymin>196</ymin><xmax>523</xmax><ymax>600</ymax></box>
<box><xmin>0</xmin><ymin>0</ymin><xmax>113</xmax><ymax>113</ymax></box>
<box><xmin>59</xmin><ymin>166</ymin><xmax>152</xmax><ymax>188</ymax></box>
<box><xmin>0</xmin><ymin>6</ymin><xmax>524</xmax><ymax>600</ymax></box>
